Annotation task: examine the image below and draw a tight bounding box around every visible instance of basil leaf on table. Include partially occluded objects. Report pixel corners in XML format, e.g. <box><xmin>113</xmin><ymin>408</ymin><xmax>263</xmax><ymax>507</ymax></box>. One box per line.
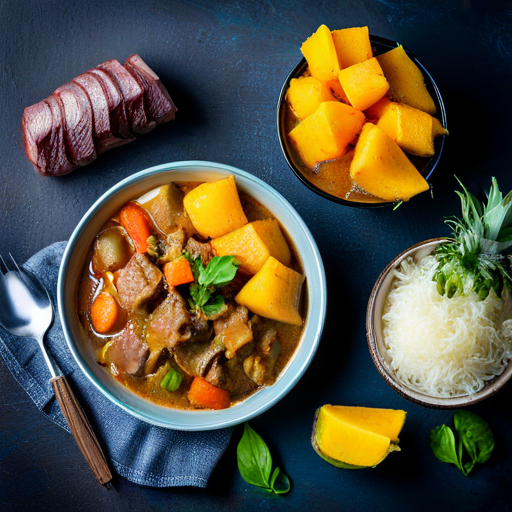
<box><xmin>430</xmin><ymin>425</ymin><xmax>461</xmax><ymax>468</ymax></box>
<box><xmin>430</xmin><ymin>411</ymin><xmax>494</xmax><ymax>476</ymax></box>
<box><xmin>454</xmin><ymin>410</ymin><xmax>495</xmax><ymax>465</ymax></box>
<box><xmin>237</xmin><ymin>423</ymin><xmax>290</xmax><ymax>495</ymax></box>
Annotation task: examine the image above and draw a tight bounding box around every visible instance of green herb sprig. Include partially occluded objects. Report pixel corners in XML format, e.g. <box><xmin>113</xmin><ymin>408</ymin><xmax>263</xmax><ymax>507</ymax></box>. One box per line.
<box><xmin>430</xmin><ymin>410</ymin><xmax>494</xmax><ymax>476</ymax></box>
<box><xmin>434</xmin><ymin>177</ymin><xmax>512</xmax><ymax>299</ymax></box>
<box><xmin>237</xmin><ymin>423</ymin><xmax>291</xmax><ymax>495</ymax></box>
<box><xmin>187</xmin><ymin>255</ymin><xmax>239</xmax><ymax>317</ymax></box>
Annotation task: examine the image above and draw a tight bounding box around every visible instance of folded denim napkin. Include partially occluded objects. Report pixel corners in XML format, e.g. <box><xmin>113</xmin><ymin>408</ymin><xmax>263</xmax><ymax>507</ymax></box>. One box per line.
<box><xmin>0</xmin><ymin>241</ymin><xmax>232</xmax><ymax>487</ymax></box>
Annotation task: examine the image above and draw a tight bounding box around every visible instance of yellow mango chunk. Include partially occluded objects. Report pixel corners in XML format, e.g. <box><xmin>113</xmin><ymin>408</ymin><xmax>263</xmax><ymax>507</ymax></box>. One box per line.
<box><xmin>322</xmin><ymin>405</ymin><xmax>406</xmax><ymax>442</ymax></box>
<box><xmin>312</xmin><ymin>405</ymin><xmax>406</xmax><ymax>468</ymax></box>
<box><xmin>350</xmin><ymin>123</ymin><xmax>429</xmax><ymax>201</ymax></box>
<box><xmin>286</xmin><ymin>76</ymin><xmax>336</xmax><ymax>120</ymax></box>
<box><xmin>332</xmin><ymin>26</ymin><xmax>373</xmax><ymax>68</ymax></box>
<box><xmin>338</xmin><ymin>57</ymin><xmax>390</xmax><ymax>111</ymax></box>
<box><xmin>301</xmin><ymin>25</ymin><xmax>340</xmax><ymax>82</ymax></box>
<box><xmin>235</xmin><ymin>257</ymin><xmax>304</xmax><ymax>325</ymax></box>
<box><xmin>432</xmin><ymin>117</ymin><xmax>448</xmax><ymax>137</ymax></box>
<box><xmin>364</xmin><ymin>95</ymin><xmax>391</xmax><ymax>121</ymax></box>
<box><xmin>211</xmin><ymin>219</ymin><xmax>291</xmax><ymax>275</ymax></box>
<box><xmin>377</xmin><ymin>102</ymin><xmax>435</xmax><ymax>157</ymax></box>
<box><xmin>377</xmin><ymin>45</ymin><xmax>436</xmax><ymax>115</ymax></box>
<box><xmin>289</xmin><ymin>101</ymin><xmax>366</xmax><ymax>168</ymax></box>
<box><xmin>326</xmin><ymin>78</ymin><xmax>350</xmax><ymax>104</ymax></box>
<box><xmin>183</xmin><ymin>175</ymin><xmax>248</xmax><ymax>238</ymax></box>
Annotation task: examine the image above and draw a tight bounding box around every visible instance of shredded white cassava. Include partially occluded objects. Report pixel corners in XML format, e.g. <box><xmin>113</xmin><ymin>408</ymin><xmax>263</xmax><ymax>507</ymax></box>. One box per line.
<box><xmin>382</xmin><ymin>255</ymin><xmax>512</xmax><ymax>397</ymax></box>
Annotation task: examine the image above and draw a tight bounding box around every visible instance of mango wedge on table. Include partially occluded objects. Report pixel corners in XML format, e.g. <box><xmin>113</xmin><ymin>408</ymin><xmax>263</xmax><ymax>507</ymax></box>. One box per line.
<box><xmin>312</xmin><ymin>405</ymin><xmax>407</xmax><ymax>468</ymax></box>
<box><xmin>338</xmin><ymin>57</ymin><xmax>390</xmax><ymax>111</ymax></box>
<box><xmin>350</xmin><ymin>123</ymin><xmax>429</xmax><ymax>201</ymax></box>
<box><xmin>235</xmin><ymin>256</ymin><xmax>304</xmax><ymax>325</ymax></box>
<box><xmin>377</xmin><ymin>102</ymin><xmax>441</xmax><ymax>157</ymax></box>
<box><xmin>289</xmin><ymin>101</ymin><xmax>365</xmax><ymax>168</ymax></box>
<box><xmin>377</xmin><ymin>45</ymin><xmax>437</xmax><ymax>115</ymax></box>
<box><xmin>300</xmin><ymin>24</ymin><xmax>340</xmax><ymax>82</ymax></box>
<box><xmin>332</xmin><ymin>26</ymin><xmax>373</xmax><ymax>68</ymax></box>
<box><xmin>286</xmin><ymin>76</ymin><xmax>336</xmax><ymax>120</ymax></box>
<box><xmin>183</xmin><ymin>175</ymin><xmax>247</xmax><ymax>238</ymax></box>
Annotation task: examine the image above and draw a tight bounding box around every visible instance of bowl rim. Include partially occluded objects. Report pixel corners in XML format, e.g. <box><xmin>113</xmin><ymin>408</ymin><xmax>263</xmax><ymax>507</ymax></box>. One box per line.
<box><xmin>276</xmin><ymin>34</ymin><xmax>448</xmax><ymax>209</ymax></box>
<box><xmin>57</xmin><ymin>160</ymin><xmax>327</xmax><ymax>430</ymax></box>
<box><xmin>366</xmin><ymin>237</ymin><xmax>512</xmax><ymax>408</ymax></box>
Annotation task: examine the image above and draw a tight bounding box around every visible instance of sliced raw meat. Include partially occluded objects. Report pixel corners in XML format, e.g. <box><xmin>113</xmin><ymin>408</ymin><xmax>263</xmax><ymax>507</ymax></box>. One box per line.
<box><xmin>124</xmin><ymin>54</ymin><xmax>177</xmax><ymax>124</ymax></box>
<box><xmin>22</xmin><ymin>97</ymin><xmax>75</xmax><ymax>176</ymax></box>
<box><xmin>87</xmin><ymin>68</ymin><xmax>133</xmax><ymax>140</ymax></box>
<box><xmin>98</xmin><ymin>59</ymin><xmax>155</xmax><ymax>134</ymax></box>
<box><xmin>72</xmin><ymin>72</ymin><xmax>127</xmax><ymax>153</ymax></box>
<box><xmin>53</xmin><ymin>82</ymin><xmax>96</xmax><ymax>166</ymax></box>
<box><xmin>116</xmin><ymin>253</ymin><xmax>162</xmax><ymax>310</ymax></box>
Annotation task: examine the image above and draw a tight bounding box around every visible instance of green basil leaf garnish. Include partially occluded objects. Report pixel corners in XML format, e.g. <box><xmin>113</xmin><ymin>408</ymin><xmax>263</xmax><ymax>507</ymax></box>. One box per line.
<box><xmin>430</xmin><ymin>411</ymin><xmax>494</xmax><ymax>476</ymax></box>
<box><xmin>237</xmin><ymin>423</ymin><xmax>290</xmax><ymax>495</ymax></box>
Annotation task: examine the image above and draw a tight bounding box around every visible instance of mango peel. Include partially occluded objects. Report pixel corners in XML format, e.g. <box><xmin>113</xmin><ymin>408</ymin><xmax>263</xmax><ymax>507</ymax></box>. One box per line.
<box><xmin>311</xmin><ymin>405</ymin><xmax>406</xmax><ymax>469</ymax></box>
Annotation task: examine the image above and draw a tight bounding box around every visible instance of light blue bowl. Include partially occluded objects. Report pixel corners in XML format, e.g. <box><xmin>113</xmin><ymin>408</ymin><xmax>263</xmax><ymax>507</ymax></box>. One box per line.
<box><xmin>58</xmin><ymin>161</ymin><xmax>326</xmax><ymax>430</ymax></box>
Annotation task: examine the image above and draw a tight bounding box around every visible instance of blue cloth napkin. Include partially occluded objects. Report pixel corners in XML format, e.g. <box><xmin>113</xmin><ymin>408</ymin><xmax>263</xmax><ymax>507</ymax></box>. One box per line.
<box><xmin>0</xmin><ymin>241</ymin><xmax>232</xmax><ymax>487</ymax></box>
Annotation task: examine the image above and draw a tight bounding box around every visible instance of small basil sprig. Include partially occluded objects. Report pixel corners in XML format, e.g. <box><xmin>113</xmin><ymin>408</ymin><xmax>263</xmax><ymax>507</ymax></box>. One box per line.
<box><xmin>237</xmin><ymin>423</ymin><xmax>290</xmax><ymax>495</ymax></box>
<box><xmin>187</xmin><ymin>255</ymin><xmax>238</xmax><ymax>317</ymax></box>
<box><xmin>430</xmin><ymin>411</ymin><xmax>494</xmax><ymax>476</ymax></box>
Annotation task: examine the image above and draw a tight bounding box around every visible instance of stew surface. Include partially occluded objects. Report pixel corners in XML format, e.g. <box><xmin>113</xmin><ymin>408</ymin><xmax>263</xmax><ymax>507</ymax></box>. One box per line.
<box><xmin>78</xmin><ymin>180</ymin><xmax>306</xmax><ymax>410</ymax></box>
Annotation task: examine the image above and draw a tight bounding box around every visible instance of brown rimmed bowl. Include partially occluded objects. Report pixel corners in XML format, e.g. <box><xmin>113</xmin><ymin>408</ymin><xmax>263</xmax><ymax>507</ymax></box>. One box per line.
<box><xmin>366</xmin><ymin>238</ymin><xmax>512</xmax><ymax>408</ymax></box>
<box><xmin>277</xmin><ymin>35</ymin><xmax>448</xmax><ymax>209</ymax></box>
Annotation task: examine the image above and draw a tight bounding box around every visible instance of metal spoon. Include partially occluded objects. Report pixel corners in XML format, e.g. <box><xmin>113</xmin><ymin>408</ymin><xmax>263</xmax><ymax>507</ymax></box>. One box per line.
<box><xmin>0</xmin><ymin>254</ymin><xmax>112</xmax><ymax>487</ymax></box>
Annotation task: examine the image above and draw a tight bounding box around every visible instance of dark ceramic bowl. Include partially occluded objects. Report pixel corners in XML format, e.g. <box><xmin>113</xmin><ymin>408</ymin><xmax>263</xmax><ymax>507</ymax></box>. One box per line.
<box><xmin>366</xmin><ymin>238</ymin><xmax>512</xmax><ymax>408</ymax></box>
<box><xmin>277</xmin><ymin>35</ymin><xmax>447</xmax><ymax>208</ymax></box>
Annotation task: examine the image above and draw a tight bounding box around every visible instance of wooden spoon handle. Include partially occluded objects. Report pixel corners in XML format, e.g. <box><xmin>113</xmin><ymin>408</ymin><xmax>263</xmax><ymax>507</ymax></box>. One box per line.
<box><xmin>51</xmin><ymin>376</ymin><xmax>112</xmax><ymax>486</ymax></box>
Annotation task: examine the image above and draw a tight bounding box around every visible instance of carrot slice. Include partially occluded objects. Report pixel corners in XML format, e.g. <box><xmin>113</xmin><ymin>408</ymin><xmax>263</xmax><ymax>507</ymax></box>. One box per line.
<box><xmin>163</xmin><ymin>258</ymin><xmax>194</xmax><ymax>287</ymax></box>
<box><xmin>188</xmin><ymin>377</ymin><xmax>231</xmax><ymax>410</ymax></box>
<box><xmin>119</xmin><ymin>202</ymin><xmax>153</xmax><ymax>254</ymax></box>
<box><xmin>91</xmin><ymin>292</ymin><xmax>123</xmax><ymax>334</ymax></box>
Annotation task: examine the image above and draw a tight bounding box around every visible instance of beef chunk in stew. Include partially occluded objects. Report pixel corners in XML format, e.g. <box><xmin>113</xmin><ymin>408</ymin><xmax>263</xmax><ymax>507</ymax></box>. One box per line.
<box><xmin>174</xmin><ymin>338</ymin><xmax>225</xmax><ymax>378</ymax></box>
<box><xmin>185</xmin><ymin>237</ymin><xmax>213</xmax><ymax>267</ymax></box>
<box><xmin>116</xmin><ymin>253</ymin><xmax>162</xmax><ymax>310</ymax></box>
<box><xmin>214</xmin><ymin>305</ymin><xmax>253</xmax><ymax>359</ymax></box>
<box><xmin>243</xmin><ymin>328</ymin><xmax>281</xmax><ymax>386</ymax></box>
<box><xmin>147</xmin><ymin>288</ymin><xmax>192</xmax><ymax>349</ymax></box>
<box><xmin>158</xmin><ymin>227</ymin><xmax>186</xmax><ymax>264</ymax></box>
<box><xmin>106</xmin><ymin>319</ymin><xmax>149</xmax><ymax>376</ymax></box>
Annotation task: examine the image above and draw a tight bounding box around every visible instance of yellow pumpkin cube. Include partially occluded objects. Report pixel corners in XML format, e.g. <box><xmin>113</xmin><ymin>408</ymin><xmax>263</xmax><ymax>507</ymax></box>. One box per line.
<box><xmin>183</xmin><ymin>175</ymin><xmax>248</xmax><ymax>238</ymax></box>
<box><xmin>326</xmin><ymin>78</ymin><xmax>350</xmax><ymax>104</ymax></box>
<box><xmin>211</xmin><ymin>219</ymin><xmax>291</xmax><ymax>275</ymax></box>
<box><xmin>432</xmin><ymin>117</ymin><xmax>448</xmax><ymax>138</ymax></box>
<box><xmin>286</xmin><ymin>76</ymin><xmax>336</xmax><ymax>120</ymax></box>
<box><xmin>377</xmin><ymin>103</ymin><xmax>435</xmax><ymax>157</ymax></box>
<box><xmin>349</xmin><ymin>123</ymin><xmax>429</xmax><ymax>201</ymax></box>
<box><xmin>338</xmin><ymin>57</ymin><xmax>390</xmax><ymax>111</ymax></box>
<box><xmin>235</xmin><ymin>257</ymin><xmax>304</xmax><ymax>325</ymax></box>
<box><xmin>301</xmin><ymin>25</ymin><xmax>340</xmax><ymax>82</ymax></box>
<box><xmin>332</xmin><ymin>26</ymin><xmax>373</xmax><ymax>68</ymax></box>
<box><xmin>289</xmin><ymin>101</ymin><xmax>366</xmax><ymax>168</ymax></box>
<box><xmin>364</xmin><ymin>95</ymin><xmax>391</xmax><ymax>121</ymax></box>
<box><xmin>377</xmin><ymin>45</ymin><xmax>436</xmax><ymax>115</ymax></box>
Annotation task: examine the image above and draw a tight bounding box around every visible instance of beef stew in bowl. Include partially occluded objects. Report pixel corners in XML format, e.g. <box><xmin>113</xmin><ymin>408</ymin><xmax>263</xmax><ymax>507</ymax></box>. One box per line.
<box><xmin>59</xmin><ymin>161</ymin><xmax>325</xmax><ymax>430</ymax></box>
<box><xmin>78</xmin><ymin>177</ymin><xmax>306</xmax><ymax>410</ymax></box>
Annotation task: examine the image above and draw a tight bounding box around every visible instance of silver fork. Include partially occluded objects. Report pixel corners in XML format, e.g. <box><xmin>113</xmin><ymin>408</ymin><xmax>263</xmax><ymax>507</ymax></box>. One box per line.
<box><xmin>0</xmin><ymin>254</ymin><xmax>112</xmax><ymax>488</ymax></box>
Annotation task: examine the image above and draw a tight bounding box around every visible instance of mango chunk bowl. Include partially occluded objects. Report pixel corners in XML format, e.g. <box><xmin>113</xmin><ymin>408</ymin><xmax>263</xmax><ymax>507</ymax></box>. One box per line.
<box><xmin>58</xmin><ymin>161</ymin><xmax>327</xmax><ymax>430</ymax></box>
<box><xmin>277</xmin><ymin>34</ymin><xmax>447</xmax><ymax>208</ymax></box>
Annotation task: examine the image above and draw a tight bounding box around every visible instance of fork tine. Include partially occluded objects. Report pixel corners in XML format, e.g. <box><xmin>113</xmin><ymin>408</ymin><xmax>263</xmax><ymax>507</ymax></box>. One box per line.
<box><xmin>0</xmin><ymin>254</ymin><xmax>8</xmax><ymax>274</ymax></box>
<box><xmin>9</xmin><ymin>253</ymin><xmax>21</xmax><ymax>273</ymax></box>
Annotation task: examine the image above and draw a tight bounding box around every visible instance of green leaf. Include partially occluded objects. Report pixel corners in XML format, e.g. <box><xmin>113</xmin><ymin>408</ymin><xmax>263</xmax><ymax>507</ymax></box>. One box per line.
<box><xmin>199</xmin><ymin>256</ymin><xmax>239</xmax><ymax>287</ymax></box>
<box><xmin>270</xmin><ymin>467</ymin><xmax>291</xmax><ymax>495</ymax></box>
<box><xmin>202</xmin><ymin>293</ymin><xmax>226</xmax><ymax>317</ymax></box>
<box><xmin>454</xmin><ymin>410</ymin><xmax>495</xmax><ymax>466</ymax></box>
<box><xmin>430</xmin><ymin>425</ymin><xmax>461</xmax><ymax>468</ymax></box>
<box><xmin>237</xmin><ymin>423</ymin><xmax>272</xmax><ymax>489</ymax></box>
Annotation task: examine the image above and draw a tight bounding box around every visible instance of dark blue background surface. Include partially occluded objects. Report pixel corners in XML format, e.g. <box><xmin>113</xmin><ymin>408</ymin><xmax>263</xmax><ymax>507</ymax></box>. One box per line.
<box><xmin>1</xmin><ymin>1</ymin><xmax>511</xmax><ymax>510</ymax></box>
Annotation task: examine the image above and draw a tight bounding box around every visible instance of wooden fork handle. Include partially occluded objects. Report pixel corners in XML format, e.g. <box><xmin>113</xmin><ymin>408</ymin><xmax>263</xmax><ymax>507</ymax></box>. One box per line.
<box><xmin>51</xmin><ymin>376</ymin><xmax>112</xmax><ymax>486</ymax></box>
